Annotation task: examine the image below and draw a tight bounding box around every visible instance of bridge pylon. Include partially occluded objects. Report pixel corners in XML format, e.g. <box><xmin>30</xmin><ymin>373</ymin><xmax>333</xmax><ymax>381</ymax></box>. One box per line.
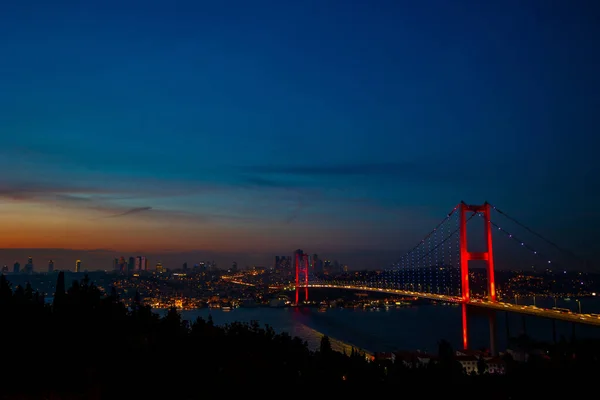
<box><xmin>295</xmin><ymin>250</ymin><xmax>309</xmax><ymax>304</ymax></box>
<box><xmin>460</xmin><ymin>201</ymin><xmax>497</xmax><ymax>303</ymax></box>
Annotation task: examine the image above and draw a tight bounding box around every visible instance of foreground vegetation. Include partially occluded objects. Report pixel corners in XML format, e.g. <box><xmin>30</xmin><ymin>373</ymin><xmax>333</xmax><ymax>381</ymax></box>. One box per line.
<box><xmin>0</xmin><ymin>273</ymin><xmax>597</xmax><ymax>399</ymax></box>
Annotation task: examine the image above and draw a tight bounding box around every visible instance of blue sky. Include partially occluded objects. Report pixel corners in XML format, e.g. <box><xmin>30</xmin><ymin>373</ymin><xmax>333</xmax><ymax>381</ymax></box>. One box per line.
<box><xmin>0</xmin><ymin>0</ymin><xmax>599</xmax><ymax>270</ymax></box>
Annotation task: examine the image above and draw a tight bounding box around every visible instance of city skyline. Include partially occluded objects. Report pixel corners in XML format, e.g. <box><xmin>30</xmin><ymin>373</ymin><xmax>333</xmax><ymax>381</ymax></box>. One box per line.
<box><xmin>1</xmin><ymin>1</ymin><xmax>599</xmax><ymax>270</ymax></box>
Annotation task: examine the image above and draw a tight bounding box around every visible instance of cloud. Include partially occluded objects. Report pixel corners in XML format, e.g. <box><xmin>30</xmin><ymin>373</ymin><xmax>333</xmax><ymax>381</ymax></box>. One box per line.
<box><xmin>245</xmin><ymin>162</ymin><xmax>412</xmax><ymax>176</ymax></box>
<box><xmin>284</xmin><ymin>199</ymin><xmax>305</xmax><ymax>225</ymax></box>
<box><xmin>0</xmin><ymin>182</ymin><xmax>110</xmax><ymax>202</ymax></box>
<box><xmin>101</xmin><ymin>207</ymin><xmax>153</xmax><ymax>218</ymax></box>
<box><xmin>242</xmin><ymin>160</ymin><xmax>527</xmax><ymax>189</ymax></box>
<box><xmin>242</xmin><ymin>176</ymin><xmax>292</xmax><ymax>188</ymax></box>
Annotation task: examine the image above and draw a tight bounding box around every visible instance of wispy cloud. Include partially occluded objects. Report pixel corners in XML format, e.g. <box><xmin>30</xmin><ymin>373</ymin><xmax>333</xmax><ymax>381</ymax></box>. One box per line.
<box><xmin>102</xmin><ymin>206</ymin><xmax>153</xmax><ymax>218</ymax></box>
<box><xmin>245</xmin><ymin>162</ymin><xmax>412</xmax><ymax>176</ymax></box>
<box><xmin>242</xmin><ymin>160</ymin><xmax>518</xmax><ymax>186</ymax></box>
<box><xmin>284</xmin><ymin>198</ymin><xmax>306</xmax><ymax>225</ymax></box>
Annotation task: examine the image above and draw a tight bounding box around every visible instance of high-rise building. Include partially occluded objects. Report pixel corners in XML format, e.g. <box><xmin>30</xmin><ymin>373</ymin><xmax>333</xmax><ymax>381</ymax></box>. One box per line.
<box><xmin>13</xmin><ymin>262</ymin><xmax>20</xmax><ymax>274</ymax></box>
<box><xmin>135</xmin><ymin>256</ymin><xmax>141</xmax><ymax>271</ymax></box>
<box><xmin>113</xmin><ymin>258</ymin><xmax>119</xmax><ymax>271</ymax></box>
<box><xmin>229</xmin><ymin>262</ymin><xmax>238</xmax><ymax>273</ymax></box>
<box><xmin>156</xmin><ymin>262</ymin><xmax>164</xmax><ymax>273</ymax></box>
<box><xmin>324</xmin><ymin>260</ymin><xmax>332</xmax><ymax>275</ymax></box>
<box><xmin>141</xmin><ymin>256</ymin><xmax>147</xmax><ymax>271</ymax></box>
<box><xmin>182</xmin><ymin>262</ymin><xmax>188</xmax><ymax>271</ymax></box>
<box><xmin>25</xmin><ymin>257</ymin><xmax>34</xmax><ymax>274</ymax></box>
<box><xmin>312</xmin><ymin>254</ymin><xmax>324</xmax><ymax>275</ymax></box>
<box><xmin>128</xmin><ymin>257</ymin><xmax>135</xmax><ymax>273</ymax></box>
<box><xmin>118</xmin><ymin>256</ymin><xmax>127</xmax><ymax>272</ymax></box>
<box><xmin>48</xmin><ymin>260</ymin><xmax>54</xmax><ymax>273</ymax></box>
<box><xmin>75</xmin><ymin>260</ymin><xmax>81</xmax><ymax>273</ymax></box>
<box><xmin>274</xmin><ymin>256</ymin><xmax>292</xmax><ymax>276</ymax></box>
<box><xmin>1</xmin><ymin>265</ymin><xmax>8</xmax><ymax>273</ymax></box>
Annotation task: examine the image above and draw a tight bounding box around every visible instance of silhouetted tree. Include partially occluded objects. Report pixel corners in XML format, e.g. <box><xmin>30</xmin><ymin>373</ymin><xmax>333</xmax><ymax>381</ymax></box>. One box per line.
<box><xmin>0</xmin><ymin>273</ymin><xmax>595</xmax><ymax>398</ymax></box>
<box><xmin>53</xmin><ymin>271</ymin><xmax>66</xmax><ymax>310</ymax></box>
<box><xmin>320</xmin><ymin>335</ymin><xmax>333</xmax><ymax>355</ymax></box>
<box><xmin>0</xmin><ymin>274</ymin><xmax>12</xmax><ymax>303</ymax></box>
<box><xmin>24</xmin><ymin>282</ymin><xmax>33</xmax><ymax>300</ymax></box>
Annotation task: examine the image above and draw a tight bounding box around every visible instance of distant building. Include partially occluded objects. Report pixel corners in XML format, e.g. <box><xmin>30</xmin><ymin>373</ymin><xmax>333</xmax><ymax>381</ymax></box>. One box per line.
<box><xmin>229</xmin><ymin>262</ymin><xmax>238</xmax><ymax>273</ymax></box>
<box><xmin>274</xmin><ymin>256</ymin><xmax>292</xmax><ymax>276</ymax></box>
<box><xmin>25</xmin><ymin>257</ymin><xmax>34</xmax><ymax>274</ymax></box>
<box><xmin>323</xmin><ymin>260</ymin><xmax>331</xmax><ymax>275</ymax></box>
<box><xmin>13</xmin><ymin>262</ymin><xmax>20</xmax><ymax>274</ymax></box>
<box><xmin>312</xmin><ymin>254</ymin><xmax>324</xmax><ymax>275</ymax></box>
<box><xmin>118</xmin><ymin>256</ymin><xmax>127</xmax><ymax>272</ymax></box>
<box><xmin>156</xmin><ymin>262</ymin><xmax>164</xmax><ymax>273</ymax></box>
<box><xmin>48</xmin><ymin>260</ymin><xmax>54</xmax><ymax>273</ymax></box>
<box><xmin>128</xmin><ymin>257</ymin><xmax>135</xmax><ymax>273</ymax></box>
<box><xmin>75</xmin><ymin>260</ymin><xmax>81</xmax><ymax>273</ymax></box>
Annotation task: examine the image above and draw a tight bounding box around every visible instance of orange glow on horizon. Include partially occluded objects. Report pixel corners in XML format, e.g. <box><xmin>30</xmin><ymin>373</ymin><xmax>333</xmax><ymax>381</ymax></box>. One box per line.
<box><xmin>0</xmin><ymin>201</ymin><xmax>353</xmax><ymax>253</ymax></box>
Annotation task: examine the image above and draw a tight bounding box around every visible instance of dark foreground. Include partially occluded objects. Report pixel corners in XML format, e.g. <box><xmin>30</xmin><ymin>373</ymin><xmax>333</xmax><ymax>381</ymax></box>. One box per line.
<box><xmin>0</xmin><ymin>273</ymin><xmax>598</xmax><ymax>399</ymax></box>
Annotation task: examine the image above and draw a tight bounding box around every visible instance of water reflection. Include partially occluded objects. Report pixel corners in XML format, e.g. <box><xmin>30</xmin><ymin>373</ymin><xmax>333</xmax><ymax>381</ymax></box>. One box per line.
<box><xmin>160</xmin><ymin>299</ymin><xmax>600</xmax><ymax>354</ymax></box>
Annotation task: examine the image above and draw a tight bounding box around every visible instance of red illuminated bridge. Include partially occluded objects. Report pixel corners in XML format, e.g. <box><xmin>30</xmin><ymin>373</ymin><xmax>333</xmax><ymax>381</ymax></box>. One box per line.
<box><xmin>227</xmin><ymin>202</ymin><xmax>600</xmax><ymax>353</ymax></box>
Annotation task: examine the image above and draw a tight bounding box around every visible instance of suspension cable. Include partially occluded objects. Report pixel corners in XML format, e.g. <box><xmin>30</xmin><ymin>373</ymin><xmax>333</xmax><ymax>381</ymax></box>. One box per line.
<box><xmin>413</xmin><ymin>212</ymin><xmax>477</xmax><ymax>265</ymax></box>
<box><xmin>397</xmin><ymin>204</ymin><xmax>461</xmax><ymax>261</ymax></box>
<box><xmin>488</xmin><ymin>203</ymin><xmax>583</xmax><ymax>262</ymax></box>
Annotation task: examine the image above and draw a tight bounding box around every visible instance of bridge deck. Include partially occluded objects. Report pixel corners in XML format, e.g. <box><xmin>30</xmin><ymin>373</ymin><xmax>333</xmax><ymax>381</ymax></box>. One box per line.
<box><xmin>305</xmin><ymin>284</ymin><xmax>600</xmax><ymax>327</ymax></box>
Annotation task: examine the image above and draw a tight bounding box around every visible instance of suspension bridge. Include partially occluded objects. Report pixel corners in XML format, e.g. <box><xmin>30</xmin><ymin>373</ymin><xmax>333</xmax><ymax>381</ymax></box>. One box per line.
<box><xmin>224</xmin><ymin>201</ymin><xmax>599</xmax><ymax>352</ymax></box>
<box><xmin>290</xmin><ymin>202</ymin><xmax>599</xmax><ymax>327</ymax></box>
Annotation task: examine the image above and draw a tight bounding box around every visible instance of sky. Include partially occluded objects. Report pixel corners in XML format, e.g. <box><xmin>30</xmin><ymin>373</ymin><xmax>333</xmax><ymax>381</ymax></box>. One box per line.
<box><xmin>1</xmin><ymin>0</ymin><xmax>599</xmax><ymax>271</ymax></box>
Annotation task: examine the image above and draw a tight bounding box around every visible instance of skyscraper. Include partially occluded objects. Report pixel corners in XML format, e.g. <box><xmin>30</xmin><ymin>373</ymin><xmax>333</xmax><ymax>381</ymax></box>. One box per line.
<box><xmin>25</xmin><ymin>257</ymin><xmax>34</xmax><ymax>274</ymax></box>
<box><xmin>128</xmin><ymin>257</ymin><xmax>135</xmax><ymax>273</ymax></box>
<box><xmin>274</xmin><ymin>256</ymin><xmax>292</xmax><ymax>276</ymax></box>
<box><xmin>118</xmin><ymin>256</ymin><xmax>127</xmax><ymax>272</ymax></box>
<box><xmin>141</xmin><ymin>256</ymin><xmax>147</xmax><ymax>271</ymax></box>
<box><xmin>156</xmin><ymin>262</ymin><xmax>164</xmax><ymax>273</ymax></box>
<box><xmin>13</xmin><ymin>262</ymin><xmax>20</xmax><ymax>274</ymax></box>
<box><xmin>312</xmin><ymin>254</ymin><xmax>324</xmax><ymax>275</ymax></box>
<box><xmin>48</xmin><ymin>260</ymin><xmax>54</xmax><ymax>273</ymax></box>
<box><xmin>75</xmin><ymin>260</ymin><xmax>81</xmax><ymax>272</ymax></box>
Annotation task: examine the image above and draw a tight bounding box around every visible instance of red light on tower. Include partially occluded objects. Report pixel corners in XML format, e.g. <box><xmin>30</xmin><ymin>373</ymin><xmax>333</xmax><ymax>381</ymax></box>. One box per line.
<box><xmin>295</xmin><ymin>250</ymin><xmax>309</xmax><ymax>304</ymax></box>
<box><xmin>459</xmin><ymin>201</ymin><xmax>497</xmax><ymax>303</ymax></box>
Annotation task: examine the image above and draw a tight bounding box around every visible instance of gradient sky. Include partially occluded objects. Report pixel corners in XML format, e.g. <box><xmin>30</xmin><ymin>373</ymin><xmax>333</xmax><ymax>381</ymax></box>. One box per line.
<box><xmin>1</xmin><ymin>0</ymin><xmax>599</xmax><ymax>271</ymax></box>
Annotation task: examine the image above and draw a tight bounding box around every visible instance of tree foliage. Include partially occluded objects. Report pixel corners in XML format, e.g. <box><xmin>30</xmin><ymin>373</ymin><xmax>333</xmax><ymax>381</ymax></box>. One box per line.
<box><xmin>0</xmin><ymin>274</ymin><xmax>597</xmax><ymax>398</ymax></box>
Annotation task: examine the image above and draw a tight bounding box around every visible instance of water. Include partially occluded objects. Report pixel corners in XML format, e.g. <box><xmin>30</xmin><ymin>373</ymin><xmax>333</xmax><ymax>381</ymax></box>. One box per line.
<box><xmin>163</xmin><ymin>297</ymin><xmax>600</xmax><ymax>354</ymax></box>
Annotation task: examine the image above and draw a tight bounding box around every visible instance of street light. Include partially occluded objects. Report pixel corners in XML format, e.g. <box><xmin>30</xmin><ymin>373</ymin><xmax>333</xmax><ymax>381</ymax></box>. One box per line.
<box><xmin>514</xmin><ymin>294</ymin><xmax>518</xmax><ymax>305</ymax></box>
<box><xmin>576</xmin><ymin>299</ymin><xmax>582</xmax><ymax>314</ymax></box>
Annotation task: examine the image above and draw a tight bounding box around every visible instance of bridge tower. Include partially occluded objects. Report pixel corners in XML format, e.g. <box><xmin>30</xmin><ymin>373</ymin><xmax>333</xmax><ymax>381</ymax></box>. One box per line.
<box><xmin>459</xmin><ymin>201</ymin><xmax>496</xmax><ymax>303</ymax></box>
<box><xmin>295</xmin><ymin>251</ymin><xmax>309</xmax><ymax>304</ymax></box>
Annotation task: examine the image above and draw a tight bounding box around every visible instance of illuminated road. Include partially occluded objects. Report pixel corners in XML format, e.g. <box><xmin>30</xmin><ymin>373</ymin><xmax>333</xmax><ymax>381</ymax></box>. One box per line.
<box><xmin>305</xmin><ymin>284</ymin><xmax>600</xmax><ymax>326</ymax></box>
<box><xmin>222</xmin><ymin>277</ymin><xmax>600</xmax><ymax>326</ymax></box>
